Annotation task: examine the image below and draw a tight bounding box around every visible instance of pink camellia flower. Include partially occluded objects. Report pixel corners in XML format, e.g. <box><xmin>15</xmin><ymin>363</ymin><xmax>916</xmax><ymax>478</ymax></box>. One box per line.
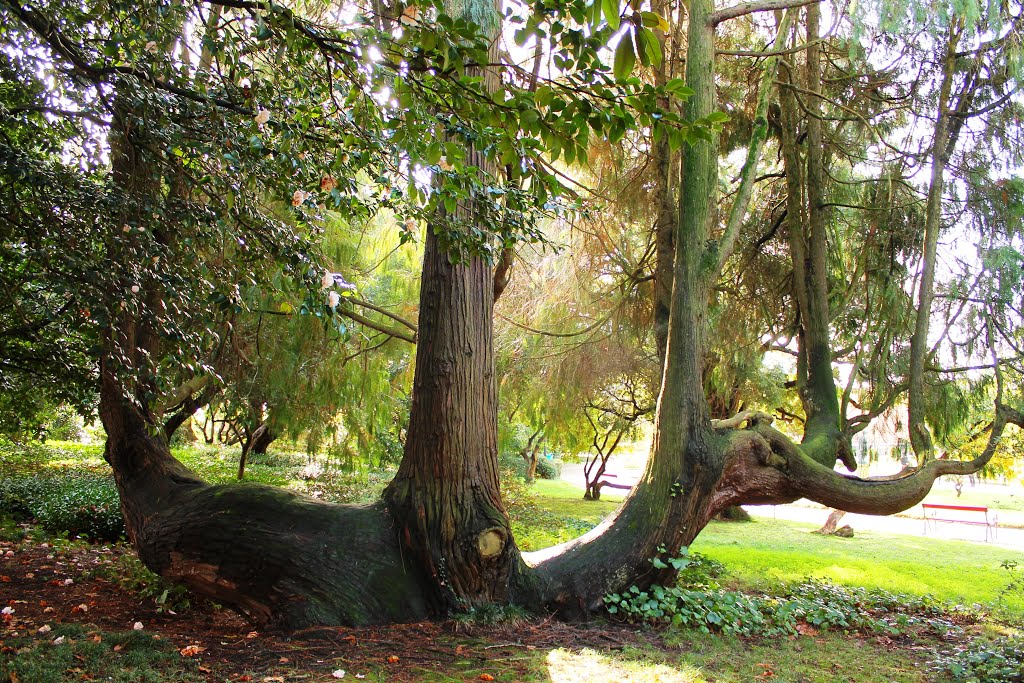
<box><xmin>321</xmin><ymin>176</ymin><xmax>337</xmax><ymax>192</ymax></box>
<box><xmin>292</xmin><ymin>190</ymin><xmax>308</xmax><ymax>207</ymax></box>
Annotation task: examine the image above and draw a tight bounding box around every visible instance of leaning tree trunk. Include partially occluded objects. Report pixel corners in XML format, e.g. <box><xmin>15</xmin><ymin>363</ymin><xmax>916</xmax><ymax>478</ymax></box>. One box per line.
<box><xmin>251</xmin><ymin>424</ymin><xmax>276</xmax><ymax>455</ymax></box>
<box><xmin>97</xmin><ymin>74</ymin><xmax>428</xmax><ymax>628</ymax></box>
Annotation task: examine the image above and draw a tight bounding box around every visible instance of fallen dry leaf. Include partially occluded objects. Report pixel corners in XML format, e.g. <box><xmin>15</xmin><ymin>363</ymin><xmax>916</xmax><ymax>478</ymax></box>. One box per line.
<box><xmin>795</xmin><ymin>623</ymin><xmax>819</xmax><ymax>636</ymax></box>
<box><xmin>278</xmin><ymin>657</ymin><xmax>289</xmax><ymax>664</ymax></box>
<box><xmin>262</xmin><ymin>677</ymin><xmax>285</xmax><ymax>682</ymax></box>
<box><xmin>386</xmin><ymin>656</ymin><xmax>399</xmax><ymax>664</ymax></box>
<box><xmin>479</xmin><ymin>675</ymin><xmax>495</xmax><ymax>681</ymax></box>
<box><xmin>198</xmin><ymin>665</ymin><xmax>212</xmax><ymax>674</ymax></box>
<box><xmin>179</xmin><ymin>645</ymin><xmax>206</xmax><ymax>657</ymax></box>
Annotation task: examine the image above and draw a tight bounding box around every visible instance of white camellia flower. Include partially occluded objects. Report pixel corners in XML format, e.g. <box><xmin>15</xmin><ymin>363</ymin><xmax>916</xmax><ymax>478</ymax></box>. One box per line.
<box><xmin>332</xmin><ymin>670</ymin><xmax>346</xmax><ymax>679</ymax></box>
<box><xmin>133</xmin><ymin>621</ymin><xmax>144</xmax><ymax>630</ymax></box>
<box><xmin>327</xmin><ymin>291</ymin><xmax>340</xmax><ymax>308</ymax></box>
<box><xmin>322</xmin><ymin>272</ymin><xmax>335</xmax><ymax>289</ymax></box>
<box><xmin>1</xmin><ymin>606</ymin><xmax>13</xmax><ymax>615</ymax></box>
<box><xmin>292</xmin><ymin>190</ymin><xmax>308</xmax><ymax>207</ymax></box>
<box><xmin>131</xmin><ymin>285</ymin><xmax>140</xmax><ymax>294</ymax></box>
<box><xmin>53</xmin><ymin>636</ymin><xmax>65</xmax><ymax>645</ymax></box>
<box><xmin>38</xmin><ymin>624</ymin><xmax>51</xmax><ymax>634</ymax></box>
<box><xmin>254</xmin><ymin>109</ymin><xmax>271</xmax><ymax>125</ymax></box>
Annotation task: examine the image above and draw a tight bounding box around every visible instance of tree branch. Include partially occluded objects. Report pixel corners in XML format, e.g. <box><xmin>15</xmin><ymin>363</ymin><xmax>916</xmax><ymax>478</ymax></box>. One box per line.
<box><xmin>708</xmin><ymin>0</ymin><xmax>819</xmax><ymax>27</ymax></box>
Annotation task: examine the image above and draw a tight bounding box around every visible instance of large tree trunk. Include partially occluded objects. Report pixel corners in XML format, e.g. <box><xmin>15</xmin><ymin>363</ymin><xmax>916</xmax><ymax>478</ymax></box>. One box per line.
<box><xmin>382</xmin><ymin>227</ymin><xmax>525</xmax><ymax>613</ymax></box>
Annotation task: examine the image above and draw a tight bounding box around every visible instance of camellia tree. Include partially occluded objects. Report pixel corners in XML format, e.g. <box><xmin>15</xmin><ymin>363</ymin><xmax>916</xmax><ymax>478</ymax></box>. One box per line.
<box><xmin>2</xmin><ymin>0</ymin><xmax>1023</xmax><ymax>628</ymax></box>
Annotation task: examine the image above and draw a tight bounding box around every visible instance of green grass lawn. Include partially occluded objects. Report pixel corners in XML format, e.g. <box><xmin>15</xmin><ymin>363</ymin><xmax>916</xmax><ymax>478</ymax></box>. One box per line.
<box><xmin>528</xmin><ymin>476</ymin><xmax>1024</xmax><ymax>613</ymax></box>
<box><xmin>529</xmin><ymin>479</ymin><xmax>624</xmax><ymax>523</ymax></box>
<box><xmin>693</xmin><ymin>517</ymin><xmax>1024</xmax><ymax>611</ymax></box>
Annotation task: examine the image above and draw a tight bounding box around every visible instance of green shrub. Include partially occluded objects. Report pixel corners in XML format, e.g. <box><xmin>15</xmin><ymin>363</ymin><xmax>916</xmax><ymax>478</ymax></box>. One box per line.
<box><xmin>678</xmin><ymin>552</ymin><xmax>728</xmax><ymax>588</ymax></box>
<box><xmin>0</xmin><ymin>473</ymin><xmax>123</xmax><ymax>541</ymax></box>
<box><xmin>534</xmin><ymin>457</ymin><xmax>560</xmax><ymax>480</ymax></box>
<box><xmin>932</xmin><ymin>637</ymin><xmax>1024</xmax><ymax>683</ymax></box>
<box><xmin>498</xmin><ymin>452</ymin><xmax>529</xmax><ymax>480</ymax></box>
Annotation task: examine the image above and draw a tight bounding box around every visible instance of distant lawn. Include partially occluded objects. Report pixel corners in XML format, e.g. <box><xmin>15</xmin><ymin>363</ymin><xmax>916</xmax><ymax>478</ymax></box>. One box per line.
<box><xmin>530</xmin><ymin>479</ymin><xmax>623</xmax><ymax>524</ymax></box>
<box><xmin>528</xmin><ymin>477</ymin><xmax>1024</xmax><ymax>612</ymax></box>
<box><xmin>694</xmin><ymin>517</ymin><xmax>1024</xmax><ymax>612</ymax></box>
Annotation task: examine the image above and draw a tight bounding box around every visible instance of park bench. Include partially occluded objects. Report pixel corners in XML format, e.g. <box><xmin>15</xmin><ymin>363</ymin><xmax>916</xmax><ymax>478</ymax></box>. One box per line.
<box><xmin>595</xmin><ymin>472</ymin><xmax>632</xmax><ymax>491</ymax></box>
<box><xmin>922</xmin><ymin>503</ymin><xmax>998</xmax><ymax>542</ymax></box>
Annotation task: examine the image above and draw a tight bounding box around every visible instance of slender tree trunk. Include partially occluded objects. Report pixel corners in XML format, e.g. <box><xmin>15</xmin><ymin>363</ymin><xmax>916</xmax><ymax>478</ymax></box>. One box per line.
<box><xmin>651</xmin><ymin>0</ymin><xmax>677</xmax><ymax>369</ymax></box>
<box><xmin>527</xmin><ymin>0</ymin><xmax>726</xmax><ymax>613</ymax></box>
<box><xmin>525</xmin><ymin>440</ymin><xmax>541</xmax><ymax>482</ymax></box>
<box><xmin>907</xmin><ymin>24</ymin><xmax>963</xmax><ymax>462</ymax></box>
<box><xmin>776</xmin><ymin>8</ymin><xmax>851</xmax><ymax>469</ymax></box>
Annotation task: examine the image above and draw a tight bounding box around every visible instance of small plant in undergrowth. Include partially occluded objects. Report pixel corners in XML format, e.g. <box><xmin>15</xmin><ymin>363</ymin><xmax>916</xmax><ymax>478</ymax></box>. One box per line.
<box><xmin>88</xmin><ymin>551</ymin><xmax>192</xmax><ymax>614</ymax></box>
<box><xmin>1000</xmin><ymin>560</ymin><xmax>1024</xmax><ymax>604</ymax></box>
<box><xmin>450</xmin><ymin>602</ymin><xmax>532</xmax><ymax>632</ymax></box>
<box><xmin>677</xmin><ymin>551</ymin><xmax>727</xmax><ymax>588</ymax></box>
<box><xmin>931</xmin><ymin>636</ymin><xmax>1024</xmax><ymax>683</ymax></box>
<box><xmin>605</xmin><ymin>576</ymin><xmax>965</xmax><ymax>638</ymax></box>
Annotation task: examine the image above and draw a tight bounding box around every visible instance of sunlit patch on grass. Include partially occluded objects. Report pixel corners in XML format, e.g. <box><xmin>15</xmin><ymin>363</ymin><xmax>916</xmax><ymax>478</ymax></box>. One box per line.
<box><xmin>545</xmin><ymin>648</ymin><xmax>706</xmax><ymax>683</ymax></box>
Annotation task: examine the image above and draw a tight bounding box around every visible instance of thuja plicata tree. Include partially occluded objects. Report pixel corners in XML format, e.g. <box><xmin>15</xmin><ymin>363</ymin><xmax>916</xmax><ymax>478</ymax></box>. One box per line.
<box><xmin>1</xmin><ymin>0</ymin><xmax>1023</xmax><ymax>627</ymax></box>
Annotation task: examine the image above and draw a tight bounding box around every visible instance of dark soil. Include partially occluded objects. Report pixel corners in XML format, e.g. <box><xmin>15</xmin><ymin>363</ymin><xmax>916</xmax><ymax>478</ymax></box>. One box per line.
<box><xmin>0</xmin><ymin>534</ymin><xmax>653</xmax><ymax>682</ymax></box>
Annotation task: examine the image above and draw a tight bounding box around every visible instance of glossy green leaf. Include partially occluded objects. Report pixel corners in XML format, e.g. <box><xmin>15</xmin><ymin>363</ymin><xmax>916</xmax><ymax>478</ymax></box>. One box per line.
<box><xmin>613</xmin><ymin>34</ymin><xmax>636</xmax><ymax>80</ymax></box>
<box><xmin>602</xmin><ymin>0</ymin><xmax>621</xmax><ymax>30</ymax></box>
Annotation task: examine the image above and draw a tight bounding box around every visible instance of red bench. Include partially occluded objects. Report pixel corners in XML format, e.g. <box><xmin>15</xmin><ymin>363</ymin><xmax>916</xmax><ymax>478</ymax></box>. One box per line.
<box><xmin>595</xmin><ymin>473</ymin><xmax>632</xmax><ymax>491</ymax></box>
<box><xmin>922</xmin><ymin>503</ymin><xmax>998</xmax><ymax>542</ymax></box>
